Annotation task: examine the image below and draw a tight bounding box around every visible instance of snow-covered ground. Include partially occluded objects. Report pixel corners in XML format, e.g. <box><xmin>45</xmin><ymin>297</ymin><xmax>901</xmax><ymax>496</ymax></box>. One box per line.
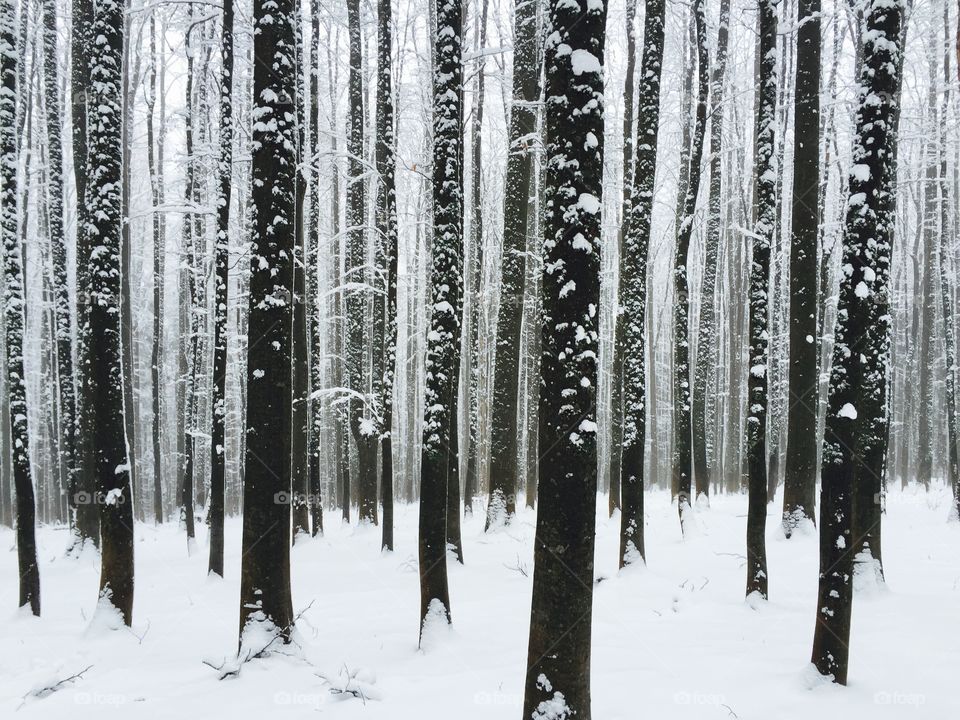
<box><xmin>1</xmin><ymin>485</ymin><xmax>957</xmax><ymax>719</ymax></box>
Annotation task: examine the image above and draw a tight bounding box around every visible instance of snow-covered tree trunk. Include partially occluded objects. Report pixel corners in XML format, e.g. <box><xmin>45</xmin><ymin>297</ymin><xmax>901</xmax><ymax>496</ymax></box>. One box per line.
<box><xmin>238</xmin><ymin>0</ymin><xmax>297</xmax><ymax>644</ymax></box>
<box><xmin>2</xmin><ymin>0</ymin><xmax>39</xmax><ymax>615</ymax></box>
<box><xmin>782</xmin><ymin>0</ymin><xmax>821</xmax><ymax>536</ymax></box>
<box><xmin>43</xmin><ymin>0</ymin><xmax>76</xmax><ymax>526</ymax></box>
<box><xmin>376</xmin><ymin>0</ymin><xmax>398</xmax><ymax>552</ymax></box>
<box><xmin>418</xmin><ymin>0</ymin><xmax>464</xmax><ymax>641</ymax></box>
<box><xmin>618</xmin><ymin>0</ymin><xmax>666</xmax><ymax>568</ymax></box>
<box><xmin>71</xmin><ymin>0</ymin><xmax>99</xmax><ymax>549</ymax></box>
<box><xmin>307</xmin><ymin>0</ymin><xmax>324</xmax><ymax>537</ymax></box>
<box><xmin>608</xmin><ymin>0</ymin><xmax>637</xmax><ymax>519</ymax></box>
<box><xmin>746</xmin><ymin>0</ymin><xmax>777</xmax><ymax>601</ymax></box>
<box><xmin>464</xmin><ymin>0</ymin><xmax>488</xmax><ymax>517</ymax></box>
<box><xmin>146</xmin><ymin>9</ymin><xmax>164</xmax><ymax>526</ymax></box>
<box><xmin>291</xmin><ymin>5</ymin><xmax>310</xmax><ymax>541</ymax></box>
<box><xmin>812</xmin><ymin>0</ymin><xmax>903</xmax><ymax>685</ymax></box>
<box><xmin>672</xmin><ymin>0</ymin><xmax>708</xmax><ymax>533</ymax></box>
<box><xmin>523</xmin><ymin>0</ymin><xmax>606</xmax><ymax>715</ymax></box>
<box><xmin>208</xmin><ymin>0</ymin><xmax>234</xmax><ymax>577</ymax></box>
<box><xmin>343</xmin><ymin>0</ymin><xmax>377</xmax><ymax>524</ymax></box>
<box><xmin>87</xmin><ymin>0</ymin><xmax>133</xmax><ymax>624</ymax></box>
<box><xmin>692</xmin><ymin>0</ymin><xmax>730</xmax><ymax>505</ymax></box>
<box><xmin>486</xmin><ymin>0</ymin><xmax>541</xmax><ymax>529</ymax></box>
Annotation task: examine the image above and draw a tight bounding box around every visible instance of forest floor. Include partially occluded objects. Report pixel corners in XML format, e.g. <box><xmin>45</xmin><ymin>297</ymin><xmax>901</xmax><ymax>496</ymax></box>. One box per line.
<box><xmin>1</xmin><ymin>484</ymin><xmax>958</xmax><ymax>719</ymax></box>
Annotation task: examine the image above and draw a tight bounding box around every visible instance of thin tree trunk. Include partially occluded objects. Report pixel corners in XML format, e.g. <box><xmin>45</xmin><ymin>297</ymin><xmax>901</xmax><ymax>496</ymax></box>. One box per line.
<box><xmin>2</xmin><ymin>0</ymin><xmax>39</xmax><ymax>613</ymax></box>
<box><xmin>746</xmin><ymin>0</ymin><xmax>777</xmax><ymax>600</ymax></box>
<box><xmin>672</xmin><ymin>0</ymin><xmax>709</xmax><ymax>534</ymax></box>
<box><xmin>486</xmin><ymin>0</ymin><xmax>541</xmax><ymax>529</ymax></box>
<box><xmin>782</xmin><ymin>0</ymin><xmax>822</xmax><ymax>535</ymax></box>
<box><xmin>618</xmin><ymin>0</ymin><xmax>666</xmax><ymax>567</ymax></box>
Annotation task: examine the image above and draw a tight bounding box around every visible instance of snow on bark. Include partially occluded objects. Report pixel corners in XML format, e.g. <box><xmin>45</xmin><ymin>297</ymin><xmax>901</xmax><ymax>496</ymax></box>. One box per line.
<box><xmin>617</xmin><ymin>0</ymin><xmax>666</xmax><ymax>568</ymax></box>
<box><xmin>812</xmin><ymin>0</ymin><xmax>904</xmax><ymax>686</ymax></box>
<box><xmin>523</xmin><ymin>0</ymin><xmax>607</xmax><ymax>717</ymax></box>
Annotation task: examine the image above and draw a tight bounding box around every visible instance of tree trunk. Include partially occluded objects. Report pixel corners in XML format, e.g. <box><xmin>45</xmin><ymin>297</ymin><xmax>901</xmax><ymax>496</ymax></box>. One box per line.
<box><xmin>782</xmin><ymin>0</ymin><xmax>822</xmax><ymax>535</ymax></box>
<box><xmin>672</xmin><ymin>0</ymin><xmax>709</xmax><ymax>534</ymax></box>
<box><xmin>618</xmin><ymin>0</ymin><xmax>665</xmax><ymax>567</ymax></box>
<box><xmin>376</xmin><ymin>0</ymin><xmax>398</xmax><ymax>551</ymax></box>
<box><xmin>88</xmin><ymin>0</ymin><xmax>134</xmax><ymax>624</ymax></box>
<box><xmin>692</xmin><ymin>0</ymin><xmax>730</xmax><ymax>506</ymax></box>
<box><xmin>523</xmin><ymin>1</ymin><xmax>606</xmax><ymax>715</ymax></box>
<box><xmin>812</xmin><ymin>0</ymin><xmax>903</xmax><ymax>684</ymax></box>
<box><xmin>609</xmin><ymin>0</ymin><xmax>638</xmax><ymax>519</ymax></box>
<box><xmin>2</xmin><ymin>0</ymin><xmax>39</xmax><ymax>613</ymax></box>
<box><xmin>209</xmin><ymin>0</ymin><xmax>234</xmax><ymax>576</ymax></box>
<box><xmin>418</xmin><ymin>0</ymin><xmax>464</xmax><ymax>641</ymax></box>
<box><xmin>464</xmin><ymin>0</ymin><xmax>489</xmax><ymax>517</ymax></box>
<box><xmin>71</xmin><ymin>0</ymin><xmax>100</xmax><ymax>549</ymax></box>
<box><xmin>746</xmin><ymin>0</ymin><xmax>777</xmax><ymax>600</ymax></box>
<box><xmin>239</xmin><ymin>0</ymin><xmax>297</xmax><ymax>646</ymax></box>
<box><xmin>486</xmin><ymin>0</ymin><xmax>541</xmax><ymax>529</ymax></box>
<box><xmin>307</xmin><ymin>0</ymin><xmax>324</xmax><ymax>538</ymax></box>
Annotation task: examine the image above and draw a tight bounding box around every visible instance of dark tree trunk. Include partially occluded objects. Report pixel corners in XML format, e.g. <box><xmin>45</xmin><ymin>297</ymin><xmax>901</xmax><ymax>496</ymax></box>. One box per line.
<box><xmin>618</xmin><ymin>0</ymin><xmax>666</xmax><ymax>568</ymax></box>
<box><xmin>464</xmin><ymin>0</ymin><xmax>489</xmax><ymax>517</ymax></box>
<box><xmin>746</xmin><ymin>0</ymin><xmax>777</xmax><ymax>600</ymax></box>
<box><xmin>291</xmin><ymin>8</ymin><xmax>310</xmax><ymax>542</ymax></box>
<box><xmin>609</xmin><ymin>0</ymin><xmax>638</xmax><ymax>520</ymax></box>
<box><xmin>44</xmin><ymin>0</ymin><xmax>77</xmax><ymax>530</ymax></box>
<box><xmin>376</xmin><ymin>0</ymin><xmax>398</xmax><ymax>552</ymax></box>
<box><xmin>209</xmin><ymin>0</ymin><xmax>234</xmax><ymax>577</ymax></box>
<box><xmin>71</xmin><ymin>0</ymin><xmax>100</xmax><ymax>549</ymax></box>
<box><xmin>307</xmin><ymin>0</ymin><xmax>324</xmax><ymax>537</ymax></box>
<box><xmin>812</xmin><ymin>0</ymin><xmax>903</xmax><ymax>684</ymax></box>
<box><xmin>88</xmin><ymin>0</ymin><xmax>134</xmax><ymax>624</ymax></box>
<box><xmin>523</xmin><ymin>0</ymin><xmax>606</xmax><ymax>716</ymax></box>
<box><xmin>238</xmin><ymin>0</ymin><xmax>297</xmax><ymax>646</ymax></box>
<box><xmin>146</xmin><ymin>11</ymin><xmax>165</xmax><ymax>526</ymax></box>
<box><xmin>2</xmin><ymin>0</ymin><xmax>39</xmax><ymax>613</ymax></box>
<box><xmin>344</xmin><ymin>0</ymin><xmax>378</xmax><ymax>525</ymax></box>
<box><xmin>486</xmin><ymin>0</ymin><xmax>541</xmax><ymax>529</ymax></box>
<box><xmin>672</xmin><ymin>0</ymin><xmax>709</xmax><ymax>534</ymax></box>
<box><xmin>418</xmin><ymin>0</ymin><xmax>464</xmax><ymax>642</ymax></box>
<box><xmin>782</xmin><ymin>0</ymin><xmax>821</xmax><ymax>535</ymax></box>
<box><xmin>692</xmin><ymin>0</ymin><xmax>730</xmax><ymax>505</ymax></box>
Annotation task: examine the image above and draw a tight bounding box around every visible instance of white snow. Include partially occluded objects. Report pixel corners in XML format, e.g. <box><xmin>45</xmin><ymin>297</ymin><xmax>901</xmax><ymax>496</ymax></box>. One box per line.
<box><xmin>1</xmin><ymin>486</ymin><xmax>957</xmax><ymax>718</ymax></box>
<box><xmin>839</xmin><ymin>402</ymin><xmax>858</xmax><ymax>419</ymax></box>
<box><xmin>577</xmin><ymin>193</ymin><xmax>600</xmax><ymax>215</ymax></box>
<box><xmin>570</xmin><ymin>49</ymin><xmax>602</xmax><ymax>76</ymax></box>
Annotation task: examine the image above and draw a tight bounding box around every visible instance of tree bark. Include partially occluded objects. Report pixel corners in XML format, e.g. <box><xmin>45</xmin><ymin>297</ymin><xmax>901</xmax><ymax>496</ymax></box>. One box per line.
<box><xmin>672</xmin><ymin>0</ymin><xmax>709</xmax><ymax>534</ymax></box>
<box><xmin>486</xmin><ymin>0</ymin><xmax>541</xmax><ymax>529</ymax></box>
<box><xmin>812</xmin><ymin>0</ymin><xmax>903</xmax><ymax>684</ymax></box>
<box><xmin>746</xmin><ymin>0</ymin><xmax>777</xmax><ymax>600</ymax></box>
<box><xmin>782</xmin><ymin>0</ymin><xmax>822</xmax><ymax>535</ymax></box>
<box><xmin>418</xmin><ymin>0</ymin><xmax>464</xmax><ymax>641</ymax></box>
<box><xmin>618</xmin><ymin>0</ymin><xmax>666</xmax><ymax>568</ymax></box>
<box><xmin>523</xmin><ymin>0</ymin><xmax>606</xmax><ymax>716</ymax></box>
<box><xmin>88</xmin><ymin>0</ymin><xmax>134</xmax><ymax>624</ymax></box>
<box><xmin>2</xmin><ymin>0</ymin><xmax>39</xmax><ymax>614</ymax></box>
<box><xmin>238</xmin><ymin>0</ymin><xmax>297</xmax><ymax>645</ymax></box>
